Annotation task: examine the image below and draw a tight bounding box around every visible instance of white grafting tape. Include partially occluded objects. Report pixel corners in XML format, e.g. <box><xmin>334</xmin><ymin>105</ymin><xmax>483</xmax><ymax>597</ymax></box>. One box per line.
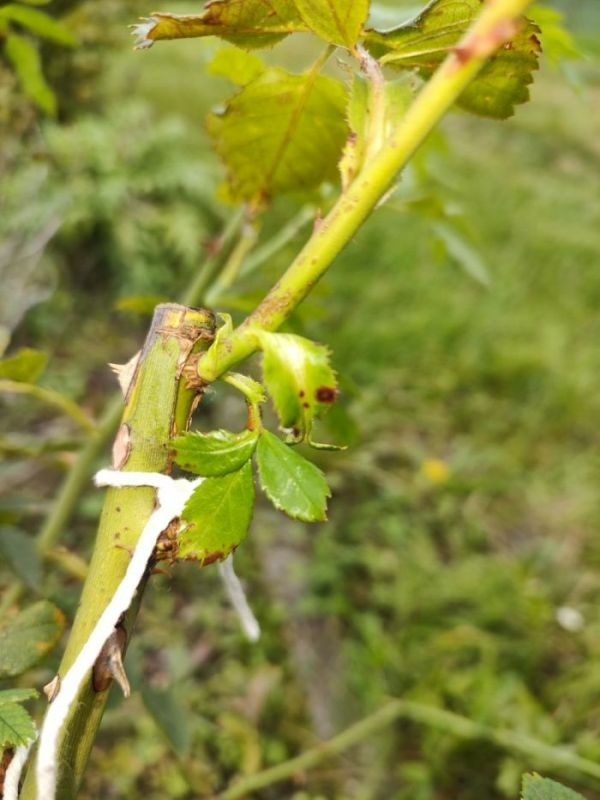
<box><xmin>34</xmin><ymin>469</ymin><xmax>202</xmax><ymax>800</ymax></box>
<box><xmin>218</xmin><ymin>557</ymin><xmax>261</xmax><ymax>642</ymax></box>
<box><xmin>3</xmin><ymin>735</ymin><xmax>36</xmax><ymax>800</ymax></box>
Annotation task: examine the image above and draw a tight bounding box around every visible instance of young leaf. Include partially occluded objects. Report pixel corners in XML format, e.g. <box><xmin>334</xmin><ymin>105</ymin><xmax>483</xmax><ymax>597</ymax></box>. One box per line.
<box><xmin>3</xmin><ymin>33</ymin><xmax>56</xmax><ymax>114</ymax></box>
<box><xmin>365</xmin><ymin>0</ymin><xmax>541</xmax><ymax>119</ymax></box>
<box><xmin>207</xmin><ymin>46</ymin><xmax>265</xmax><ymax>86</ymax></box>
<box><xmin>0</xmin><ymin>348</ymin><xmax>47</xmax><ymax>383</ymax></box>
<box><xmin>0</xmin><ymin>5</ymin><xmax>75</xmax><ymax>45</ymax></box>
<box><xmin>521</xmin><ymin>775</ymin><xmax>586</xmax><ymax>800</ymax></box>
<box><xmin>197</xmin><ymin>312</ymin><xmax>233</xmax><ymax>381</ymax></box>
<box><xmin>0</xmin><ymin>527</ymin><xmax>43</xmax><ymax>590</ymax></box>
<box><xmin>206</xmin><ymin>67</ymin><xmax>348</xmax><ymax>204</ymax></box>
<box><xmin>179</xmin><ymin>462</ymin><xmax>254</xmax><ymax>563</ymax></box>
<box><xmin>131</xmin><ymin>0</ymin><xmax>305</xmax><ymax>50</ymax></box>
<box><xmin>0</xmin><ymin>601</ymin><xmax>65</xmax><ymax>679</ymax></box>
<box><xmin>256</xmin><ymin>430</ymin><xmax>330</xmax><ymax>522</ymax></box>
<box><xmin>172</xmin><ymin>429</ymin><xmax>259</xmax><ymax>477</ymax></box>
<box><xmin>258</xmin><ymin>332</ymin><xmax>338</xmax><ymax>441</ymax></box>
<box><xmin>294</xmin><ymin>0</ymin><xmax>369</xmax><ymax>49</ymax></box>
<box><xmin>0</xmin><ymin>702</ymin><xmax>36</xmax><ymax>748</ymax></box>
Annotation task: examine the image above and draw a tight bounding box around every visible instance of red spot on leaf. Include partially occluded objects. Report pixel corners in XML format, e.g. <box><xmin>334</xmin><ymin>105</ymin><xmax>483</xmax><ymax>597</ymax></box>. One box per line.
<box><xmin>315</xmin><ymin>386</ymin><xmax>338</xmax><ymax>403</ymax></box>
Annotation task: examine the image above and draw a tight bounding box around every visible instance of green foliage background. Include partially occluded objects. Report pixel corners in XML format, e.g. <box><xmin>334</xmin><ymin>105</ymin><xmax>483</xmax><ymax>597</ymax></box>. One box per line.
<box><xmin>1</xmin><ymin>1</ymin><xmax>600</xmax><ymax>798</ymax></box>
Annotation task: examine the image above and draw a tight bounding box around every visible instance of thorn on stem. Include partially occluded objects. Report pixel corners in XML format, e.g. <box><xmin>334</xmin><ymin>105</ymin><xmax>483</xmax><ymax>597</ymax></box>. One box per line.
<box><xmin>92</xmin><ymin>626</ymin><xmax>130</xmax><ymax>697</ymax></box>
<box><xmin>43</xmin><ymin>676</ymin><xmax>61</xmax><ymax>702</ymax></box>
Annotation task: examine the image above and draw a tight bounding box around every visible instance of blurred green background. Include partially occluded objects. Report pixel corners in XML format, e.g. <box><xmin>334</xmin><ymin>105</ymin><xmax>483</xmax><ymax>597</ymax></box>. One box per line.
<box><xmin>1</xmin><ymin>1</ymin><xmax>600</xmax><ymax>798</ymax></box>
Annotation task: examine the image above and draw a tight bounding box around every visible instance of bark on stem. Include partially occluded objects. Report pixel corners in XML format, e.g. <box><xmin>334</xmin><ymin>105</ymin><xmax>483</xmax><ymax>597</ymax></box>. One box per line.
<box><xmin>20</xmin><ymin>304</ymin><xmax>215</xmax><ymax>800</ymax></box>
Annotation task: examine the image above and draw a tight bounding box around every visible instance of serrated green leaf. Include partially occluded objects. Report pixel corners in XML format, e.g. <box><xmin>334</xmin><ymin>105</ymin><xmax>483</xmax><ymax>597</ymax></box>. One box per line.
<box><xmin>0</xmin><ymin>702</ymin><xmax>36</xmax><ymax>748</ymax></box>
<box><xmin>172</xmin><ymin>429</ymin><xmax>258</xmax><ymax>477</ymax></box>
<box><xmin>258</xmin><ymin>332</ymin><xmax>338</xmax><ymax>441</ymax></box>
<box><xmin>3</xmin><ymin>33</ymin><xmax>56</xmax><ymax>114</ymax></box>
<box><xmin>256</xmin><ymin>430</ymin><xmax>330</xmax><ymax>521</ymax></box>
<box><xmin>365</xmin><ymin>0</ymin><xmax>541</xmax><ymax>119</ymax></box>
<box><xmin>0</xmin><ymin>527</ymin><xmax>43</xmax><ymax>590</ymax></box>
<box><xmin>207</xmin><ymin>46</ymin><xmax>265</xmax><ymax>86</ymax></box>
<box><xmin>131</xmin><ymin>0</ymin><xmax>305</xmax><ymax>50</ymax></box>
<box><xmin>522</xmin><ymin>774</ymin><xmax>586</xmax><ymax>800</ymax></box>
<box><xmin>0</xmin><ymin>5</ymin><xmax>75</xmax><ymax>45</ymax></box>
<box><xmin>294</xmin><ymin>0</ymin><xmax>369</xmax><ymax>48</ymax></box>
<box><xmin>0</xmin><ymin>601</ymin><xmax>65</xmax><ymax>679</ymax></box>
<box><xmin>206</xmin><ymin>67</ymin><xmax>348</xmax><ymax>204</ymax></box>
<box><xmin>0</xmin><ymin>688</ymin><xmax>38</xmax><ymax>704</ymax></box>
<box><xmin>179</xmin><ymin>463</ymin><xmax>254</xmax><ymax>563</ymax></box>
<box><xmin>0</xmin><ymin>348</ymin><xmax>47</xmax><ymax>383</ymax></box>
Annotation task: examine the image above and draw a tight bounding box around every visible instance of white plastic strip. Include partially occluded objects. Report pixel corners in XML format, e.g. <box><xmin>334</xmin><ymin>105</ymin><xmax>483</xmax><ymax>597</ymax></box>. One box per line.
<box><xmin>34</xmin><ymin>469</ymin><xmax>202</xmax><ymax>800</ymax></box>
<box><xmin>3</xmin><ymin>736</ymin><xmax>36</xmax><ymax>800</ymax></box>
<box><xmin>218</xmin><ymin>556</ymin><xmax>261</xmax><ymax>642</ymax></box>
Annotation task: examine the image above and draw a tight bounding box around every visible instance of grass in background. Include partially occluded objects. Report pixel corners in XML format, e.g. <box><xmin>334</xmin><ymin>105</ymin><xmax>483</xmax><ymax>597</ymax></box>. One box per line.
<box><xmin>3</xmin><ymin>3</ymin><xmax>600</xmax><ymax>798</ymax></box>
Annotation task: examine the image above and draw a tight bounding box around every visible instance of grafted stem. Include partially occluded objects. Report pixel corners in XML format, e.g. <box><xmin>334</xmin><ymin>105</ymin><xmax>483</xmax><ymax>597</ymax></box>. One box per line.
<box><xmin>20</xmin><ymin>304</ymin><xmax>215</xmax><ymax>800</ymax></box>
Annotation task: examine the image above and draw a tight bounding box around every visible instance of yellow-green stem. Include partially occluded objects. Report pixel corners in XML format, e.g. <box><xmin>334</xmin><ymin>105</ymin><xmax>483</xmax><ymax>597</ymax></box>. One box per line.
<box><xmin>197</xmin><ymin>0</ymin><xmax>535</xmax><ymax>383</ymax></box>
<box><xmin>20</xmin><ymin>304</ymin><xmax>215</xmax><ymax>800</ymax></box>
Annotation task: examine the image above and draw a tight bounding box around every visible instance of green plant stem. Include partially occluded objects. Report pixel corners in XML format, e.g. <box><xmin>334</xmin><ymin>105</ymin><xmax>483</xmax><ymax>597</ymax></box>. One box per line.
<box><xmin>32</xmin><ymin>212</ymin><xmax>245</xmax><ymax>566</ymax></box>
<box><xmin>182</xmin><ymin>208</ymin><xmax>246</xmax><ymax>307</ymax></box>
<box><xmin>45</xmin><ymin>547</ymin><xmax>89</xmax><ymax>581</ymax></box>
<box><xmin>16</xmin><ymin>204</ymin><xmax>299</xmax><ymax>609</ymax></box>
<box><xmin>0</xmin><ymin>380</ymin><xmax>96</xmax><ymax>433</ymax></box>
<box><xmin>204</xmin><ymin>221</ymin><xmax>259</xmax><ymax>305</ymax></box>
<box><xmin>197</xmin><ymin>0</ymin><xmax>535</xmax><ymax>384</ymax></box>
<box><xmin>218</xmin><ymin>699</ymin><xmax>600</xmax><ymax>800</ymax></box>
<box><xmin>20</xmin><ymin>304</ymin><xmax>215</xmax><ymax>800</ymax></box>
<box><xmin>239</xmin><ymin>206</ymin><xmax>314</xmax><ymax>280</ymax></box>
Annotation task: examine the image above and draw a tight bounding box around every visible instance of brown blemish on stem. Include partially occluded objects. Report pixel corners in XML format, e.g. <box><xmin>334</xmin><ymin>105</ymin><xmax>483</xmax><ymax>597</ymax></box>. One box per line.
<box><xmin>112</xmin><ymin>423</ymin><xmax>132</xmax><ymax>469</ymax></box>
<box><xmin>451</xmin><ymin>17</ymin><xmax>520</xmax><ymax>69</ymax></box>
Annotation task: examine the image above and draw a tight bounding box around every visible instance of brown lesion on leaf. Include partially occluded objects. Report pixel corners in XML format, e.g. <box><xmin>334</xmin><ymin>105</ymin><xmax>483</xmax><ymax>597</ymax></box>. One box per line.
<box><xmin>183</xmin><ymin>549</ymin><xmax>228</xmax><ymax>567</ymax></box>
<box><xmin>315</xmin><ymin>385</ymin><xmax>338</xmax><ymax>403</ymax></box>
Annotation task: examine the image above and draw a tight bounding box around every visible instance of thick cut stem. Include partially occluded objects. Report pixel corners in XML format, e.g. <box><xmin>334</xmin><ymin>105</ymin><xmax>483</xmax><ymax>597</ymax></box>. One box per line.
<box><xmin>197</xmin><ymin>0</ymin><xmax>534</xmax><ymax>383</ymax></box>
<box><xmin>20</xmin><ymin>304</ymin><xmax>215</xmax><ymax>800</ymax></box>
